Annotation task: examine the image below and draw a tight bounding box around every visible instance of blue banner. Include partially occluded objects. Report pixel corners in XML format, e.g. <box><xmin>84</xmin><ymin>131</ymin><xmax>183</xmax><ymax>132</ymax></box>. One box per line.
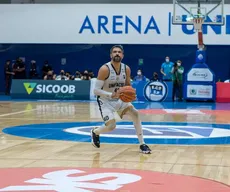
<box><xmin>132</xmin><ymin>81</ymin><xmax>173</xmax><ymax>102</ymax></box>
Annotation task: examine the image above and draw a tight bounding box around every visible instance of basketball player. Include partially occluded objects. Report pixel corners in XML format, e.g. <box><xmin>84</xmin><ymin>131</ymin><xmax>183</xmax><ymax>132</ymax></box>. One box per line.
<box><xmin>91</xmin><ymin>45</ymin><xmax>151</xmax><ymax>154</ymax></box>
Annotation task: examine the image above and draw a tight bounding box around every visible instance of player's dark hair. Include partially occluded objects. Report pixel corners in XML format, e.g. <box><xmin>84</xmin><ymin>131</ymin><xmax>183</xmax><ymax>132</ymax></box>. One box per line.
<box><xmin>110</xmin><ymin>45</ymin><xmax>124</xmax><ymax>53</ymax></box>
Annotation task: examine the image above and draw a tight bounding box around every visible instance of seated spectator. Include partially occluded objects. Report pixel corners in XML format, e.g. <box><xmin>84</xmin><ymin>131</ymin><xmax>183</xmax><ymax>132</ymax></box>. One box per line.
<box><xmin>75</xmin><ymin>70</ymin><xmax>81</xmax><ymax>79</ymax></box>
<box><xmin>81</xmin><ymin>70</ymin><xmax>91</xmax><ymax>80</ymax></box>
<box><xmin>69</xmin><ymin>75</ymin><xmax>75</xmax><ymax>80</ymax></box>
<box><xmin>150</xmin><ymin>72</ymin><xmax>159</xmax><ymax>81</ymax></box>
<box><xmin>88</xmin><ymin>70</ymin><xmax>95</xmax><ymax>79</ymax></box>
<box><xmin>55</xmin><ymin>70</ymin><xmax>68</xmax><ymax>80</ymax></box>
<box><xmin>133</xmin><ymin>69</ymin><xmax>147</xmax><ymax>82</ymax></box>
<box><xmin>44</xmin><ymin>70</ymin><xmax>55</xmax><ymax>80</ymax></box>
<box><xmin>65</xmin><ymin>72</ymin><xmax>71</xmax><ymax>80</ymax></box>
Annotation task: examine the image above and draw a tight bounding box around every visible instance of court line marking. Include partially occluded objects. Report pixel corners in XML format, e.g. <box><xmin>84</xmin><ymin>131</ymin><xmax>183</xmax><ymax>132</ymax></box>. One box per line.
<box><xmin>0</xmin><ymin>117</ymin><xmax>96</xmax><ymax>121</ymax></box>
<box><xmin>0</xmin><ymin>109</ymin><xmax>38</xmax><ymax>117</ymax></box>
<box><xmin>0</xmin><ymin>116</ymin><xmax>229</xmax><ymax>123</ymax></box>
<box><xmin>0</xmin><ymin>157</ymin><xmax>229</xmax><ymax>168</ymax></box>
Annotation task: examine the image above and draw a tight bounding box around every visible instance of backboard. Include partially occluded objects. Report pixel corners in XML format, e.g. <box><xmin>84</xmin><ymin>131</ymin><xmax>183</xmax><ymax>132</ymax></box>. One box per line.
<box><xmin>172</xmin><ymin>0</ymin><xmax>225</xmax><ymax>25</ymax></box>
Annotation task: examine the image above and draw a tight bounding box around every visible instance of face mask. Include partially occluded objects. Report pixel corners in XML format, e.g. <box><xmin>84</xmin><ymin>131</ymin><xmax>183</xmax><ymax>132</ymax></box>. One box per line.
<box><xmin>166</xmin><ymin>59</ymin><xmax>169</xmax><ymax>63</ymax></box>
<box><xmin>137</xmin><ymin>72</ymin><xmax>141</xmax><ymax>75</ymax></box>
<box><xmin>60</xmin><ymin>72</ymin><xmax>64</xmax><ymax>76</ymax></box>
<box><xmin>177</xmin><ymin>63</ymin><xmax>181</xmax><ymax>66</ymax></box>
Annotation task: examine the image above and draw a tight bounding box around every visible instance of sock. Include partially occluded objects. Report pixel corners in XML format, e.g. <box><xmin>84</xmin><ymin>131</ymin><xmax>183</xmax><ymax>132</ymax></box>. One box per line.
<box><xmin>133</xmin><ymin>118</ymin><xmax>145</xmax><ymax>145</ymax></box>
<box><xmin>93</xmin><ymin>125</ymin><xmax>110</xmax><ymax>135</ymax></box>
<box><xmin>127</xmin><ymin>109</ymin><xmax>145</xmax><ymax>145</ymax></box>
<box><xmin>93</xmin><ymin>121</ymin><xmax>116</xmax><ymax>135</ymax></box>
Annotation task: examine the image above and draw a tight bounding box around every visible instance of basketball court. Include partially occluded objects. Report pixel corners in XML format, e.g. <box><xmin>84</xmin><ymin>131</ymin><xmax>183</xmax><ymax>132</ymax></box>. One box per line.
<box><xmin>0</xmin><ymin>100</ymin><xmax>229</xmax><ymax>191</ymax></box>
<box><xmin>0</xmin><ymin>0</ymin><xmax>229</xmax><ymax>191</ymax></box>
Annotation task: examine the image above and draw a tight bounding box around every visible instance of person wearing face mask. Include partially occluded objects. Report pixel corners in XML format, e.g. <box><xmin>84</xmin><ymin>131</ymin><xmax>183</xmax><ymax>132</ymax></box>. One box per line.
<box><xmin>160</xmin><ymin>56</ymin><xmax>174</xmax><ymax>81</ymax></box>
<box><xmin>134</xmin><ymin>69</ymin><xmax>147</xmax><ymax>82</ymax></box>
<box><xmin>13</xmin><ymin>58</ymin><xmax>26</xmax><ymax>79</ymax></box>
<box><xmin>55</xmin><ymin>70</ymin><xmax>68</xmax><ymax>80</ymax></box>
<box><xmin>171</xmin><ymin>60</ymin><xmax>184</xmax><ymax>101</ymax></box>
<box><xmin>44</xmin><ymin>70</ymin><xmax>55</xmax><ymax>80</ymax></box>
<box><xmin>75</xmin><ymin>71</ymin><xmax>82</xmax><ymax>80</ymax></box>
<box><xmin>29</xmin><ymin>60</ymin><xmax>38</xmax><ymax>79</ymax></box>
<box><xmin>150</xmin><ymin>72</ymin><xmax>159</xmax><ymax>82</ymax></box>
<box><xmin>42</xmin><ymin>61</ymin><xmax>52</xmax><ymax>78</ymax></box>
<box><xmin>81</xmin><ymin>70</ymin><xmax>91</xmax><ymax>80</ymax></box>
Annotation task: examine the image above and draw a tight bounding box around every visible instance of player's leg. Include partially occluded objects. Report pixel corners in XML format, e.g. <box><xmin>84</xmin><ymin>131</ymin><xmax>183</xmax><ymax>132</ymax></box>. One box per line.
<box><xmin>91</xmin><ymin>98</ymin><xmax>116</xmax><ymax>148</ymax></box>
<box><xmin>119</xmin><ymin>103</ymin><xmax>151</xmax><ymax>154</ymax></box>
<box><xmin>91</xmin><ymin>119</ymin><xmax>116</xmax><ymax>148</ymax></box>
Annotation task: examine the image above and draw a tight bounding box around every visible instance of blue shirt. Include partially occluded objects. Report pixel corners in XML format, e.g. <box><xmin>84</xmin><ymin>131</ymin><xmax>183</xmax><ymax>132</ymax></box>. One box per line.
<box><xmin>161</xmin><ymin>62</ymin><xmax>173</xmax><ymax>80</ymax></box>
<box><xmin>134</xmin><ymin>75</ymin><xmax>147</xmax><ymax>82</ymax></box>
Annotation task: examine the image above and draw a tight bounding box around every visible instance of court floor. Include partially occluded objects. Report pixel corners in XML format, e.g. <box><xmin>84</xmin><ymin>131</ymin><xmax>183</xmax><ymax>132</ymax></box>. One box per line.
<box><xmin>0</xmin><ymin>100</ymin><xmax>229</xmax><ymax>191</ymax></box>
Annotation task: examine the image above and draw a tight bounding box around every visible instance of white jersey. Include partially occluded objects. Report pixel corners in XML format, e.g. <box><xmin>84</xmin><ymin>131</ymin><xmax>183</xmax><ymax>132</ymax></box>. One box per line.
<box><xmin>96</xmin><ymin>62</ymin><xmax>132</xmax><ymax>122</ymax></box>
<box><xmin>102</xmin><ymin>62</ymin><xmax>127</xmax><ymax>100</ymax></box>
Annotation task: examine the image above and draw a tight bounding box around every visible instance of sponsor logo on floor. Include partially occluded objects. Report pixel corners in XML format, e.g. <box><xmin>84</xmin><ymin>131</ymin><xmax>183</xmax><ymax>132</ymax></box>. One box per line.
<box><xmin>3</xmin><ymin>121</ymin><xmax>230</xmax><ymax>145</ymax></box>
<box><xmin>0</xmin><ymin>168</ymin><xmax>229</xmax><ymax>191</ymax></box>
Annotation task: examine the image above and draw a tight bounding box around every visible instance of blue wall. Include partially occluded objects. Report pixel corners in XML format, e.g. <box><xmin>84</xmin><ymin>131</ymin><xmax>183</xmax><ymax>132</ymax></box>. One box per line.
<box><xmin>1</xmin><ymin>44</ymin><xmax>230</xmax><ymax>93</ymax></box>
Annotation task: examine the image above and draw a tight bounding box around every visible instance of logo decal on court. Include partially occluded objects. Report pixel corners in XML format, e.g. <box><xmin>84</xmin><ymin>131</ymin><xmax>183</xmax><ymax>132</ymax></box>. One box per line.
<box><xmin>0</xmin><ymin>168</ymin><xmax>229</xmax><ymax>191</ymax></box>
<box><xmin>2</xmin><ymin>122</ymin><xmax>230</xmax><ymax>145</ymax></box>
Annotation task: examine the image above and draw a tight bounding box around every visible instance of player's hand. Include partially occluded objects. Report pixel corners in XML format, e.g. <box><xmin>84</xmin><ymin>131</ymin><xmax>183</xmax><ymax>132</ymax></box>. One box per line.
<box><xmin>111</xmin><ymin>88</ymin><xmax>121</xmax><ymax>98</ymax></box>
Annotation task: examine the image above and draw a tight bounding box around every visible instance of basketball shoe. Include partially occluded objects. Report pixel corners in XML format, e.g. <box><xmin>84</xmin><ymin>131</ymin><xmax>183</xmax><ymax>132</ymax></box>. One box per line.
<box><xmin>91</xmin><ymin>128</ymin><xmax>100</xmax><ymax>148</ymax></box>
<box><xmin>140</xmin><ymin>144</ymin><xmax>151</xmax><ymax>154</ymax></box>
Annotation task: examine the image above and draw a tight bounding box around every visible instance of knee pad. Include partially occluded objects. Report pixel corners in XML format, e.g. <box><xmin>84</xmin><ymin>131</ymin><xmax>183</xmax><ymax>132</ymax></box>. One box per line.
<box><xmin>106</xmin><ymin>120</ymin><xmax>116</xmax><ymax>131</ymax></box>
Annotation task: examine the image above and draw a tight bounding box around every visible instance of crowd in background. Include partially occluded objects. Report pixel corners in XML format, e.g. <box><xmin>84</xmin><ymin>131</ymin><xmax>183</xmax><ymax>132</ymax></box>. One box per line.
<box><xmin>4</xmin><ymin>58</ymin><xmax>96</xmax><ymax>81</ymax></box>
<box><xmin>4</xmin><ymin>56</ymin><xmax>185</xmax><ymax>101</ymax></box>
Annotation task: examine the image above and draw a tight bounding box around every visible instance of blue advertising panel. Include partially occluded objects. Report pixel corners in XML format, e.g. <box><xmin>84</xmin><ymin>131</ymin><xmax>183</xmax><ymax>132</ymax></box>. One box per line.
<box><xmin>11</xmin><ymin>80</ymin><xmax>91</xmax><ymax>100</ymax></box>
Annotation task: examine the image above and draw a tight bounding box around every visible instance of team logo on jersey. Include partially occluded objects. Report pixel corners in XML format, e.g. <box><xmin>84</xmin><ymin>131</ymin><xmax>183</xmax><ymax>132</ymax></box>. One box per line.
<box><xmin>109</xmin><ymin>83</ymin><xmax>125</xmax><ymax>88</ymax></box>
<box><xmin>144</xmin><ymin>81</ymin><xmax>168</xmax><ymax>102</ymax></box>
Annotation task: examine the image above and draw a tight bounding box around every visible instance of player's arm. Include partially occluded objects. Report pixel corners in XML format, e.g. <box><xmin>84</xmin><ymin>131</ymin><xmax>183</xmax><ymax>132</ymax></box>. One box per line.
<box><xmin>94</xmin><ymin>65</ymin><xmax>119</xmax><ymax>99</ymax></box>
<box><xmin>125</xmin><ymin>65</ymin><xmax>131</xmax><ymax>86</ymax></box>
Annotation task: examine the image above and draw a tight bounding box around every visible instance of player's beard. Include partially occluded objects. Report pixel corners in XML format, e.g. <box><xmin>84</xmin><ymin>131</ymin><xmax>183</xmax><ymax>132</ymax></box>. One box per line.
<box><xmin>112</xmin><ymin>55</ymin><xmax>121</xmax><ymax>62</ymax></box>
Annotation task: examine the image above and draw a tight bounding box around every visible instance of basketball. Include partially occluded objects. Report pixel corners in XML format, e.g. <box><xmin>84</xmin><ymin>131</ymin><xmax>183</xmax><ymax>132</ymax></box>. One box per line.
<box><xmin>119</xmin><ymin>86</ymin><xmax>136</xmax><ymax>102</ymax></box>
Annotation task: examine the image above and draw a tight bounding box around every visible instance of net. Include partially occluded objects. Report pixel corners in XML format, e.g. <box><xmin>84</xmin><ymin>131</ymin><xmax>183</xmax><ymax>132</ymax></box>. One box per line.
<box><xmin>193</xmin><ymin>17</ymin><xmax>204</xmax><ymax>31</ymax></box>
<box><xmin>193</xmin><ymin>17</ymin><xmax>205</xmax><ymax>49</ymax></box>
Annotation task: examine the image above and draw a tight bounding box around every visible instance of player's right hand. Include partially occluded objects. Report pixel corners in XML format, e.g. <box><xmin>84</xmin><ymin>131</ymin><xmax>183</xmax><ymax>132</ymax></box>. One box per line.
<box><xmin>111</xmin><ymin>88</ymin><xmax>121</xmax><ymax>98</ymax></box>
